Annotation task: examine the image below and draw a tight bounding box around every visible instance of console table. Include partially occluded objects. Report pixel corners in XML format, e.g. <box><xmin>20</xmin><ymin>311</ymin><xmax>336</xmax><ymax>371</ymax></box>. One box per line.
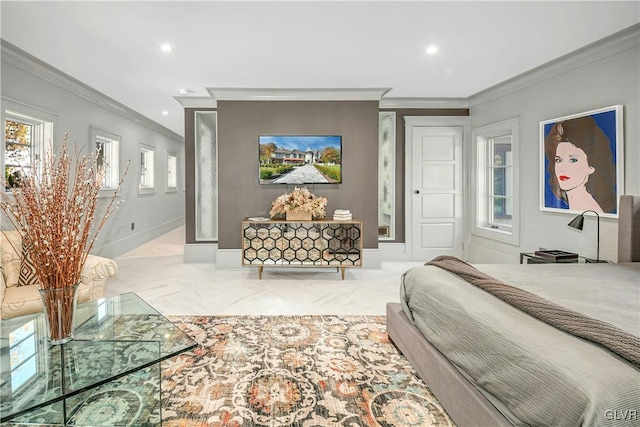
<box><xmin>242</xmin><ymin>218</ymin><xmax>363</xmax><ymax>279</ymax></box>
<box><xmin>0</xmin><ymin>292</ymin><xmax>196</xmax><ymax>426</ymax></box>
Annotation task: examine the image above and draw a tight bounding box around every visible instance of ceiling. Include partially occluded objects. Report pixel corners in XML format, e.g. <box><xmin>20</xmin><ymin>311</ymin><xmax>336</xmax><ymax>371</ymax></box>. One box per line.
<box><xmin>2</xmin><ymin>1</ymin><xmax>639</xmax><ymax>138</ymax></box>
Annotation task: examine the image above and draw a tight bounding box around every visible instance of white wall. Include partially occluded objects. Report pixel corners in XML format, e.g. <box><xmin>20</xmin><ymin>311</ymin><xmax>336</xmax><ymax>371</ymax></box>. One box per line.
<box><xmin>1</xmin><ymin>41</ymin><xmax>185</xmax><ymax>258</ymax></box>
<box><xmin>467</xmin><ymin>26</ymin><xmax>639</xmax><ymax>263</ymax></box>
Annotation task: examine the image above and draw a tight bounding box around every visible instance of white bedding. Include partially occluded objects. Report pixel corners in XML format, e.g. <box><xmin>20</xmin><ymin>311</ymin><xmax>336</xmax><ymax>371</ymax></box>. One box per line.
<box><xmin>400</xmin><ymin>263</ymin><xmax>640</xmax><ymax>427</ymax></box>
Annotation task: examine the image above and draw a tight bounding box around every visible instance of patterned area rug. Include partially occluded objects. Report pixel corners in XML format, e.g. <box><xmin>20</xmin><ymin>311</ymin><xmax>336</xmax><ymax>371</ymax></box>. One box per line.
<box><xmin>5</xmin><ymin>315</ymin><xmax>455</xmax><ymax>426</ymax></box>
<box><xmin>160</xmin><ymin>315</ymin><xmax>455</xmax><ymax>426</ymax></box>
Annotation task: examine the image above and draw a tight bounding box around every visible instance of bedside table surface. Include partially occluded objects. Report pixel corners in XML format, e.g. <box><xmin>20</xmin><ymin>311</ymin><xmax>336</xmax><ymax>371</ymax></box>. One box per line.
<box><xmin>519</xmin><ymin>252</ymin><xmax>608</xmax><ymax>264</ymax></box>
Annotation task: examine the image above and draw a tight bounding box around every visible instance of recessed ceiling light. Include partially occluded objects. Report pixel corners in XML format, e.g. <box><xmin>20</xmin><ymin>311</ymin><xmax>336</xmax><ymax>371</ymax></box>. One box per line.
<box><xmin>179</xmin><ymin>89</ymin><xmax>194</xmax><ymax>95</ymax></box>
<box><xmin>160</xmin><ymin>43</ymin><xmax>174</xmax><ymax>53</ymax></box>
<box><xmin>426</xmin><ymin>45</ymin><xmax>439</xmax><ymax>55</ymax></box>
<box><xmin>162</xmin><ymin>111</ymin><xmax>169</xmax><ymax>115</ymax></box>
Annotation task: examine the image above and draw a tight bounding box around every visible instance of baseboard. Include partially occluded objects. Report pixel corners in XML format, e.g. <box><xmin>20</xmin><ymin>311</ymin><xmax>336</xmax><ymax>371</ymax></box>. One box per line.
<box><xmin>379</xmin><ymin>243</ymin><xmax>407</xmax><ymax>261</ymax></box>
<box><xmin>467</xmin><ymin>243</ymin><xmax>519</xmax><ymax>264</ymax></box>
<box><xmin>93</xmin><ymin>217</ymin><xmax>184</xmax><ymax>259</ymax></box>
<box><xmin>362</xmin><ymin>248</ymin><xmax>381</xmax><ymax>269</ymax></box>
<box><xmin>212</xmin><ymin>248</ymin><xmax>237</xmax><ymax>267</ymax></box>
<box><xmin>184</xmin><ymin>243</ymin><xmax>218</xmax><ymax>263</ymax></box>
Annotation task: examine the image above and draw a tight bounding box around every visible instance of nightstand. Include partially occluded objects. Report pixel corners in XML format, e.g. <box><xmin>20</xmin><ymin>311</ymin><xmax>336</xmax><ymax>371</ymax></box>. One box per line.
<box><xmin>519</xmin><ymin>252</ymin><xmax>610</xmax><ymax>264</ymax></box>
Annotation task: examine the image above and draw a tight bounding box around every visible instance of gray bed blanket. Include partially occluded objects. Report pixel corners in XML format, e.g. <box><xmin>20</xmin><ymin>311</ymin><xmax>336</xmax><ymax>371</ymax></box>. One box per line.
<box><xmin>426</xmin><ymin>255</ymin><xmax>640</xmax><ymax>368</ymax></box>
<box><xmin>401</xmin><ymin>261</ymin><xmax>640</xmax><ymax>426</ymax></box>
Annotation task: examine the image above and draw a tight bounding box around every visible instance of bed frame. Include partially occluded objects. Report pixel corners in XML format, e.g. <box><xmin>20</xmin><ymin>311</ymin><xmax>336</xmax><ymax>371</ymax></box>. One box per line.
<box><xmin>387</xmin><ymin>195</ymin><xmax>640</xmax><ymax>426</ymax></box>
<box><xmin>386</xmin><ymin>302</ymin><xmax>512</xmax><ymax>426</ymax></box>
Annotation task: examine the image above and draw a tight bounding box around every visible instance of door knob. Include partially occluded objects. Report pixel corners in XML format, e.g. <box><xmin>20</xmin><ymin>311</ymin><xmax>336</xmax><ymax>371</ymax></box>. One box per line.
<box><xmin>414</xmin><ymin>190</ymin><xmax>420</xmax><ymax>194</ymax></box>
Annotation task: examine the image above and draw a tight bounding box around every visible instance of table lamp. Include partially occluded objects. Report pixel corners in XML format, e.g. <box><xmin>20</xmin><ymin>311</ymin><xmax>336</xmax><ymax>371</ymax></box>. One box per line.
<box><xmin>567</xmin><ymin>210</ymin><xmax>600</xmax><ymax>261</ymax></box>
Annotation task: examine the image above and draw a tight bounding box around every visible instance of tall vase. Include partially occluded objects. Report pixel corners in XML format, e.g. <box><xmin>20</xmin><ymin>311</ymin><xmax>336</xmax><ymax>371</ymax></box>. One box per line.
<box><xmin>38</xmin><ymin>283</ymin><xmax>79</xmax><ymax>345</ymax></box>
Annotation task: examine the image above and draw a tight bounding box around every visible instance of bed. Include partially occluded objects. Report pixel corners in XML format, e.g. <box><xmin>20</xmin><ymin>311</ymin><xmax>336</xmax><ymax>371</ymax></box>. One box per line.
<box><xmin>387</xmin><ymin>195</ymin><xmax>640</xmax><ymax>427</ymax></box>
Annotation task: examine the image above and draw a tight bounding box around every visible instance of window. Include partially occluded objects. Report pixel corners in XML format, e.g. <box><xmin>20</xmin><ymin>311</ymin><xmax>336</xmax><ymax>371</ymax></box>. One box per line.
<box><xmin>488</xmin><ymin>135</ymin><xmax>513</xmax><ymax>227</ymax></box>
<box><xmin>4</xmin><ymin>112</ymin><xmax>52</xmax><ymax>189</ymax></box>
<box><xmin>472</xmin><ymin>118</ymin><xmax>520</xmax><ymax>245</ymax></box>
<box><xmin>90</xmin><ymin>127</ymin><xmax>121</xmax><ymax>194</ymax></box>
<box><xmin>139</xmin><ymin>144</ymin><xmax>155</xmax><ymax>194</ymax></box>
<box><xmin>167</xmin><ymin>152</ymin><xmax>177</xmax><ymax>191</ymax></box>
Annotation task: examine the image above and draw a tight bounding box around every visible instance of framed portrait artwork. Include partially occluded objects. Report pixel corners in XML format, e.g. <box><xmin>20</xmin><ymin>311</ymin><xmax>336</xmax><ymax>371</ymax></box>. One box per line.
<box><xmin>540</xmin><ymin>105</ymin><xmax>623</xmax><ymax>218</ymax></box>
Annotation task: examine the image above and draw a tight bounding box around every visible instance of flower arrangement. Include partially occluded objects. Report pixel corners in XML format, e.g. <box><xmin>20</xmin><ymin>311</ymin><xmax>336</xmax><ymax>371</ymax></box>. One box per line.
<box><xmin>0</xmin><ymin>133</ymin><xmax>127</xmax><ymax>342</ymax></box>
<box><xmin>269</xmin><ymin>186</ymin><xmax>328</xmax><ymax>219</ymax></box>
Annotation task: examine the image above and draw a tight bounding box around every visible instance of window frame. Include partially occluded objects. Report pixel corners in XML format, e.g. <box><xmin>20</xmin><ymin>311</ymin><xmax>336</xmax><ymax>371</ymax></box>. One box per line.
<box><xmin>90</xmin><ymin>126</ymin><xmax>121</xmax><ymax>197</ymax></box>
<box><xmin>139</xmin><ymin>143</ymin><xmax>155</xmax><ymax>194</ymax></box>
<box><xmin>5</xmin><ymin>115</ymin><xmax>39</xmax><ymax>188</ymax></box>
<box><xmin>3</xmin><ymin>102</ymin><xmax>56</xmax><ymax>192</ymax></box>
<box><xmin>471</xmin><ymin>118</ymin><xmax>520</xmax><ymax>245</ymax></box>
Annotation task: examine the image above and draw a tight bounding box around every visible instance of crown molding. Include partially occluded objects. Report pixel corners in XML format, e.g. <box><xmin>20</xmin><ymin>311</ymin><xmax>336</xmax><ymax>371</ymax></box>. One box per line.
<box><xmin>469</xmin><ymin>24</ymin><xmax>640</xmax><ymax>107</ymax></box>
<box><xmin>1</xmin><ymin>39</ymin><xmax>183</xmax><ymax>142</ymax></box>
<box><xmin>173</xmin><ymin>96</ymin><xmax>217</xmax><ymax>109</ymax></box>
<box><xmin>207</xmin><ymin>87</ymin><xmax>392</xmax><ymax>101</ymax></box>
<box><xmin>380</xmin><ymin>97</ymin><xmax>469</xmax><ymax>109</ymax></box>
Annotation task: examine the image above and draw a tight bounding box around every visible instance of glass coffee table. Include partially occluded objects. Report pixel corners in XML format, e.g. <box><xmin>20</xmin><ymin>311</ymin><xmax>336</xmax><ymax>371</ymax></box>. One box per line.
<box><xmin>0</xmin><ymin>292</ymin><xmax>197</xmax><ymax>426</ymax></box>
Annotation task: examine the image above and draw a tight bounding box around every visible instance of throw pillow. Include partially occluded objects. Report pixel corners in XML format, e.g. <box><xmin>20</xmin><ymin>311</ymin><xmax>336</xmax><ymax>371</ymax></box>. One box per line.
<box><xmin>18</xmin><ymin>238</ymin><xmax>39</xmax><ymax>287</ymax></box>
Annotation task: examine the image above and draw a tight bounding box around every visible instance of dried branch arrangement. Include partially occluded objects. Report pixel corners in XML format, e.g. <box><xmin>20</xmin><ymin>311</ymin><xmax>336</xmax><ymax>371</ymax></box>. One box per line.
<box><xmin>269</xmin><ymin>186</ymin><xmax>328</xmax><ymax>219</ymax></box>
<box><xmin>0</xmin><ymin>133</ymin><xmax>127</xmax><ymax>290</ymax></box>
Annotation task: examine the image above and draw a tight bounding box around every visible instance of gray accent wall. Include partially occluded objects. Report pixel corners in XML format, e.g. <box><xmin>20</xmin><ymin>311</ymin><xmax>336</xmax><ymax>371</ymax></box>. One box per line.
<box><xmin>468</xmin><ymin>28</ymin><xmax>639</xmax><ymax>263</ymax></box>
<box><xmin>1</xmin><ymin>42</ymin><xmax>185</xmax><ymax>258</ymax></box>
<box><xmin>187</xmin><ymin>100</ymin><xmax>380</xmax><ymax>249</ymax></box>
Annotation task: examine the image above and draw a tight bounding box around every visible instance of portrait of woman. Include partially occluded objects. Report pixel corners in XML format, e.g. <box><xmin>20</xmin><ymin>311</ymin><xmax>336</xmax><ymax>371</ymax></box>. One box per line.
<box><xmin>542</xmin><ymin>108</ymin><xmax>620</xmax><ymax>215</ymax></box>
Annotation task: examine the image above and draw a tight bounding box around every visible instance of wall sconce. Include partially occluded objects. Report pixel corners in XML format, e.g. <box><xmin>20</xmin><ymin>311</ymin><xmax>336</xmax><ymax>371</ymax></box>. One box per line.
<box><xmin>567</xmin><ymin>210</ymin><xmax>600</xmax><ymax>261</ymax></box>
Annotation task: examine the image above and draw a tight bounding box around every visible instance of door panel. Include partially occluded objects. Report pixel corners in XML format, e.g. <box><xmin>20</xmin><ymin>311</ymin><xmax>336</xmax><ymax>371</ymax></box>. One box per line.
<box><xmin>420</xmin><ymin>134</ymin><xmax>455</xmax><ymax>160</ymax></box>
<box><xmin>422</xmin><ymin>164</ymin><xmax>454</xmax><ymax>190</ymax></box>
<box><xmin>421</xmin><ymin>194</ymin><xmax>455</xmax><ymax>218</ymax></box>
<box><xmin>420</xmin><ymin>223</ymin><xmax>455</xmax><ymax>248</ymax></box>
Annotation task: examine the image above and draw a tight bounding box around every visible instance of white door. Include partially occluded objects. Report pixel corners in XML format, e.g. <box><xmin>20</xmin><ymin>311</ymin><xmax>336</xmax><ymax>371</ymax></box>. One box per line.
<box><xmin>410</xmin><ymin>126</ymin><xmax>463</xmax><ymax>261</ymax></box>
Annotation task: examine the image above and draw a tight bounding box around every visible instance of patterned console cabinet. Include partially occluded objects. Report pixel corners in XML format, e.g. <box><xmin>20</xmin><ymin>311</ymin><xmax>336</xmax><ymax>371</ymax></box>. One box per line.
<box><xmin>242</xmin><ymin>219</ymin><xmax>363</xmax><ymax>280</ymax></box>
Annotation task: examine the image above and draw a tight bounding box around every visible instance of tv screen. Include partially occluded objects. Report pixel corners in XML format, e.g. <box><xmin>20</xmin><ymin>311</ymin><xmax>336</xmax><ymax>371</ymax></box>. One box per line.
<box><xmin>259</xmin><ymin>135</ymin><xmax>342</xmax><ymax>184</ymax></box>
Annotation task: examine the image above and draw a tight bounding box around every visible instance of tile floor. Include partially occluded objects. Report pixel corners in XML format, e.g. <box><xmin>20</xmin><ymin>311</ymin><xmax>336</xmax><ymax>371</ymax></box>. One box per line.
<box><xmin>105</xmin><ymin>226</ymin><xmax>424</xmax><ymax>316</ymax></box>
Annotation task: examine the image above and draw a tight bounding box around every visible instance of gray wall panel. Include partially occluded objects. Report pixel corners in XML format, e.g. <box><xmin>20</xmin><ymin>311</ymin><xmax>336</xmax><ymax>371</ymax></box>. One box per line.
<box><xmin>214</xmin><ymin>100</ymin><xmax>380</xmax><ymax>249</ymax></box>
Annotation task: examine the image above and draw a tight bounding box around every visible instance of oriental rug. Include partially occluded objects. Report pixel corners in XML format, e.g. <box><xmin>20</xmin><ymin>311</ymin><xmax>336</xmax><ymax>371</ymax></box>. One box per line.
<box><xmin>7</xmin><ymin>315</ymin><xmax>455</xmax><ymax>427</ymax></box>
<box><xmin>159</xmin><ymin>315</ymin><xmax>455</xmax><ymax>426</ymax></box>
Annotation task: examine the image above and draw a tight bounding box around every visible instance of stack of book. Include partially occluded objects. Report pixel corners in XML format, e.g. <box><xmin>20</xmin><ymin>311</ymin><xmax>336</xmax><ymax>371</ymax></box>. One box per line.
<box><xmin>333</xmin><ymin>209</ymin><xmax>352</xmax><ymax>220</ymax></box>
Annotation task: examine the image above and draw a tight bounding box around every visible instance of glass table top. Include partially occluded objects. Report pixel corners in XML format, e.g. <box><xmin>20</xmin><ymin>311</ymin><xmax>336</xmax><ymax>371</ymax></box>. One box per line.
<box><xmin>0</xmin><ymin>292</ymin><xmax>197</xmax><ymax>423</ymax></box>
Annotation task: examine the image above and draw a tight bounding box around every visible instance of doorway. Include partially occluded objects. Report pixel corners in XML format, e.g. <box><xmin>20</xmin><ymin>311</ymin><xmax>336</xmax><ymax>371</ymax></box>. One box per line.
<box><xmin>404</xmin><ymin>117</ymin><xmax>468</xmax><ymax>262</ymax></box>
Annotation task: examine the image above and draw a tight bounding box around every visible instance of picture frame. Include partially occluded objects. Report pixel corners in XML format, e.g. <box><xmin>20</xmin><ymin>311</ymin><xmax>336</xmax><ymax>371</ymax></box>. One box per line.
<box><xmin>258</xmin><ymin>135</ymin><xmax>342</xmax><ymax>185</ymax></box>
<box><xmin>540</xmin><ymin>105</ymin><xmax>623</xmax><ymax>218</ymax></box>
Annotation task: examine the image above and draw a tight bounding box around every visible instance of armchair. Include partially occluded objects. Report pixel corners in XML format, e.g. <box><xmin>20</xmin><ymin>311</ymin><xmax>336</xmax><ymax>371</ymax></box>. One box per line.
<box><xmin>0</xmin><ymin>230</ymin><xmax>118</xmax><ymax>319</ymax></box>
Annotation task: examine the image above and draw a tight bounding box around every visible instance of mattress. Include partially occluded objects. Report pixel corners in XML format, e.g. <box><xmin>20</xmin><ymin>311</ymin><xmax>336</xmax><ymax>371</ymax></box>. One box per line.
<box><xmin>400</xmin><ymin>262</ymin><xmax>640</xmax><ymax>427</ymax></box>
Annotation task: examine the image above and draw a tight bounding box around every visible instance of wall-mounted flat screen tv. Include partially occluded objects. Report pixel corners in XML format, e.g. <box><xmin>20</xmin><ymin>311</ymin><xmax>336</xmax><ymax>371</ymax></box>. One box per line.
<box><xmin>259</xmin><ymin>135</ymin><xmax>342</xmax><ymax>184</ymax></box>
